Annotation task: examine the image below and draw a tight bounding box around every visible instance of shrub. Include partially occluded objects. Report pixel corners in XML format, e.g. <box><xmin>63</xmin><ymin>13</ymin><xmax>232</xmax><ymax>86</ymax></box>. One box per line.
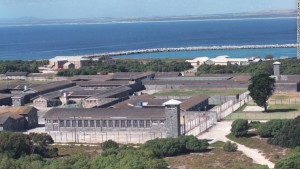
<box><xmin>231</xmin><ymin>119</ymin><xmax>249</xmax><ymax>137</ymax></box>
<box><xmin>142</xmin><ymin>136</ymin><xmax>208</xmax><ymax>157</ymax></box>
<box><xmin>275</xmin><ymin>152</ymin><xmax>300</xmax><ymax>169</ymax></box>
<box><xmin>257</xmin><ymin>120</ymin><xmax>288</xmax><ymax>138</ymax></box>
<box><xmin>223</xmin><ymin>141</ymin><xmax>238</xmax><ymax>152</ymax></box>
<box><xmin>102</xmin><ymin>140</ymin><xmax>119</xmax><ymax>150</ymax></box>
<box><xmin>268</xmin><ymin>116</ymin><xmax>300</xmax><ymax>148</ymax></box>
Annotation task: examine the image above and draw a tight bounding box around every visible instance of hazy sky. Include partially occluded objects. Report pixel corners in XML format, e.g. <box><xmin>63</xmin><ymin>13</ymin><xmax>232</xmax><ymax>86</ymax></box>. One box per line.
<box><xmin>0</xmin><ymin>0</ymin><xmax>296</xmax><ymax>19</ymax></box>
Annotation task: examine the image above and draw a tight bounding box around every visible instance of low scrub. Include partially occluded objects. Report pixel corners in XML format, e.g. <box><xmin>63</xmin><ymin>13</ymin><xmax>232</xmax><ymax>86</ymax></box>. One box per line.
<box><xmin>142</xmin><ymin>135</ymin><xmax>209</xmax><ymax>157</ymax></box>
<box><xmin>231</xmin><ymin>119</ymin><xmax>249</xmax><ymax>137</ymax></box>
<box><xmin>257</xmin><ymin>120</ymin><xmax>288</xmax><ymax>138</ymax></box>
<box><xmin>223</xmin><ymin>141</ymin><xmax>238</xmax><ymax>152</ymax></box>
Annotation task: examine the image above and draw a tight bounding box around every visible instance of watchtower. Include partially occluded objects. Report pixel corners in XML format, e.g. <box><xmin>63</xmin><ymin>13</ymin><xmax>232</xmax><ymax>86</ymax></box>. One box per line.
<box><xmin>163</xmin><ymin>99</ymin><xmax>182</xmax><ymax>138</ymax></box>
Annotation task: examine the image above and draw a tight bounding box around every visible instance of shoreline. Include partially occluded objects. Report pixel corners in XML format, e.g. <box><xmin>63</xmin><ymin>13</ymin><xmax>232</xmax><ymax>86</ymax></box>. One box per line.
<box><xmin>84</xmin><ymin>44</ymin><xmax>297</xmax><ymax>59</ymax></box>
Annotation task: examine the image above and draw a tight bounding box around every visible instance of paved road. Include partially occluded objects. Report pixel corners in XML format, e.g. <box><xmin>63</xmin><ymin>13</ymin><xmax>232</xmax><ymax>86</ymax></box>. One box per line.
<box><xmin>198</xmin><ymin>121</ymin><xmax>275</xmax><ymax>169</ymax></box>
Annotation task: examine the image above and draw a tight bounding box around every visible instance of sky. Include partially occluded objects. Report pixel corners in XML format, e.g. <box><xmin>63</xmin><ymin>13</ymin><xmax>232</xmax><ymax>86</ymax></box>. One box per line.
<box><xmin>0</xmin><ymin>0</ymin><xmax>297</xmax><ymax>19</ymax></box>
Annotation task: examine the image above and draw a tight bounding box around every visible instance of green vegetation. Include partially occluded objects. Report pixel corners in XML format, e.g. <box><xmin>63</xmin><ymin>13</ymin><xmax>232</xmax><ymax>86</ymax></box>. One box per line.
<box><xmin>248</xmin><ymin>73</ymin><xmax>275</xmax><ymax>111</ymax></box>
<box><xmin>210</xmin><ymin>141</ymin><xmax>226</xmax><ymax>148</ymax></box>
<box><xmin>196</xmin><ymin>58</ymin><xmax>300</xmax><ymax>75</ymax></box>
<box><xmin>275</xmin><ymin>149</ymin><xmax>300</xmax><ymax>169</ymax></box>
<box><xmin>268</xmin><ymin>116</ymin><xmax>300</xmax><ymax>148</ymax></box>
<box><xmin>142</xmin><ymin>136</ymin><xmax>209</xmax><ymax>157</ymax></box>
<box><xmin>165</xmin><ymin>148</ymin><xmax>269</xmax><ymax>169</ymax></box>
<box><xmin>154</xmin><ymin>88</ymin><xmax>245</xmax><ymax>97</ymax></box>
<box><xmin>0</xmin><ymin>132</ymin><xmax>56</xmax><ymax>159</ymax></box>
<box><xmin>0</xmin><ymin>134</ymin><xmax>211</xmax><ymax>169</ymax></box>
<box><xmin>57</xmin><ymin>59</ymin><xmax>192</xmax><ymax>76</ymax></box>
<box><xmin>226</xmin><ymin>133</ymin><xmax>290</xmax><ymax>163</ymax></box>
<box><xmin>231</xmin><ymin>119</ymin><xmax>249</xmax><ymax>137</ymax></box>
<box><xmin>257</xmin><ymin>120</ymin><xmax>288</xmax><ymax>138</ymax></box>
<box><xmin>223</xmin><ymin>141</ymin><xmax>238</xmax><ymax>152</ymax></box>
<box><xmin>226</xmin><ymin>104</ymin><xmax>300</xmax><ymax>120</ymax></box>
<box><xmin>0</xmin><ymin>60</ymin><xmax>48</xmax><ymax>74</ymax></box>
<box><xmin>101</xmin><ymin>140</ymin><xmax>119</xmax><ymax>150</ymax></box>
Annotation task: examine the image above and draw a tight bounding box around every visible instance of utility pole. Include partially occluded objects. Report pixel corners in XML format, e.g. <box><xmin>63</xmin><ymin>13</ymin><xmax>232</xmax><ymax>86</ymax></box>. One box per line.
<box><xmin>297</xmin><ymin>0</ymin><xmax>300</xmax><ymax>59</ymax></box>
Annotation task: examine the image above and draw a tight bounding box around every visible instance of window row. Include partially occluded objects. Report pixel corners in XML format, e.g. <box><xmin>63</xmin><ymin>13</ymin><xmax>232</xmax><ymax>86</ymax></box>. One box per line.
<box><xmin>49</xmin><ymin>119</ymin><xmax>158</xmax><ymax>128</ymax></box>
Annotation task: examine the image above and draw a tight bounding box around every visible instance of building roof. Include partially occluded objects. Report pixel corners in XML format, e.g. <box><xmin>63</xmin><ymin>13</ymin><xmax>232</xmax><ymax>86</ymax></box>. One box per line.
<box><xmin>5</xmin><ymin>71</ymin><xmax>28</xmax><ymax>76</ymax></box>
<box><xmin>163</xmin><ymin>99</ymin><xmax>182</xmax><ymax>106</ymax></box>
<box><xmin>0</xmin><ymin>106</ymin><xmax>36</xmax><ymax>116</ymax></box>
<box><xmin>29</xmin><ymin>81</ymin><xmax>75</xmax><ymax>92</ymax></box>
<box><xmin>186</xmin><ymin>57</ymin><xmax>209</xmax><ymax>62</ymax></box>
<box><xmin>180</xmin><ymin>94</ymin><xmax>209</xmax><ymax>111</ymax></box>
<box><xmin>85</xmin><ymin>86</ymin><xmax>132</xmax><ymax>99</ymax></box>
<box><xmin>112</xmin><ymin>72</ymin><xmax>154</xmax><ymax>80</ymax></box>
<box><xmin>76</xmin><ymin>80</ymin><xmax>130</xmax><ymax>87</ymax></box>
<box><xmin>112</xmin><ymin>94</ymin><xmax>167</xmax><ymax>108</ymax></box>
<box><xmin>49</xmin><ymin>56</ymin><xmax>90</xmax><ymax>62</ymax></box>
<box><xmin>44</xmin><ymin>108</ymin><xmax>165</xmax><ymax>119</ymax></box>
<box><xmin>155</xmin><ymin>72</ymin><xmax>182</xmax><ymax>78</ymax></box>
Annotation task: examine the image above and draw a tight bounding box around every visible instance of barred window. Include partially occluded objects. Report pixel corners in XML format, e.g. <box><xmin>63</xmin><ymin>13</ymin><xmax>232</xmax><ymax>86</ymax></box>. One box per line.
<box><xmin>90</xmin><ymin>120</ymin><xmax>95</xmax><ymax>127</ymax></box>
<box><xmin>96</xmin><ymin>120</ymin><xmax>101</xmax><ymax>127</ymax></box>
<box><xmin>53</xmin><ymin>120</ymin><xmax>58</xmax><ymax>124</ymax></box>
<box><xmin>72</xmin><ymin>120</ymin><xmax>76</xmax><ymax>127</ymax></box>
<box><xmin>121</xmin><ymin>120</ymin><xmax>126</xmax><ymax>128</ymax></box>
<box><xmin>84</xmin><ymin>120</ymin><xmax>89</xmax><ymax>127</ymax></box>
<box><xmin>59</xmin><ymin>120</ymin><xmax>64</xmax><ymax>127</ymax></box>
<box><xmin>139</xmin><ymin>120</ymin><xmax>144</xmax><ymax>128</ymax></box>
<box><xmin>103</xmin><ymin>120</ymin><xmax>107</xmax><ymax>127</ymax></box>
<box><xmin>146</xmin><ymin>120</ymin><xmax>151</xmax><ymax>128</ymax></box>
<box><xmin>108</xmin><ymin>120</ymin><xmax>113</xmax><ymax>127</ymax></box>
<box><xmin>127</xmin><ymin>120</ymin><xmax>132</xmax><ymax>127</ymax></box>
<box><xmin>66</xmin><ymin>120</ymin><xmax>71</xmax><ymax>127</ymax></box>
<box><xmin>133</xmin><ymin>120</ymin><xmax>138</xmax><ymax>128</ymax></box>
<box><xmin>78</xmin><ymin>120</ymin><xmax>83</xmax><ymax>127</ymax></box>
<box><xmin>115</xmin><ymin>120</ymin><xmax>119</xmax><ymax>128</ymax></box>
<box><xmin>46</xmin><ymin>120</ymin><xmax>51</xmax><ymax>123</ymax></box>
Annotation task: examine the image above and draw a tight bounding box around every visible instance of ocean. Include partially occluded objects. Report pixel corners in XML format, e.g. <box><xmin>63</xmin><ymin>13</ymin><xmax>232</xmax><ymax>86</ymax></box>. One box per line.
<box><xmin>0</xmin><ymin>18</ymin><xmax>296</xmax><ymax>60</ymax></box>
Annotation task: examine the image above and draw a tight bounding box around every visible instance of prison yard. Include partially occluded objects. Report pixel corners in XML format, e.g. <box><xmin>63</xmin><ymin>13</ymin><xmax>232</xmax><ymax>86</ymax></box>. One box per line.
<box><xmin>0</xmin><ymin>57</ymin><xmax>299</xmax><ymax>169</ymax></box>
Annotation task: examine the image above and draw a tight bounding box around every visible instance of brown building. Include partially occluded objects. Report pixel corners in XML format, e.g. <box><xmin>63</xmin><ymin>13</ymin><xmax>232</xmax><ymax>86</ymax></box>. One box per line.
<box><xmin>49</xmin><ymin>56</ymin><xmax>90</xmax><ymax>70</ymax></box>
<box><xmin>0</xmin><ymin>106</ymin><xmax>38</xmax><ymax>131</ymax></box>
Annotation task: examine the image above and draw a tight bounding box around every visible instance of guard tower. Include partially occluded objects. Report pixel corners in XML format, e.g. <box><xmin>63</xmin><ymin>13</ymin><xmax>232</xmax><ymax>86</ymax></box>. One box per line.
<box><xmin>273</xmin><ymin>61</ymin><xmax>281</xmax><ymax>80</ymax></box>
<box><xmin>163</xmin><ymin>99</ymin><xmax>182</xmax><ymax>138</ymax></box>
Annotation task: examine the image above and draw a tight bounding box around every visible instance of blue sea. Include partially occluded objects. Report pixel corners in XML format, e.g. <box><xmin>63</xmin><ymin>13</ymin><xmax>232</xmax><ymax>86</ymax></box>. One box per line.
<box><xmin>0</xmin><ymin>18</ymin><xmax>296</xmax><ymax>60</ymax></box>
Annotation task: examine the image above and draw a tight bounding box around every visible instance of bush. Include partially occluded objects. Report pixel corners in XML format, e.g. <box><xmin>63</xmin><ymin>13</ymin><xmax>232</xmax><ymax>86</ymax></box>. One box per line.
<box><xmin>231</xmin><ymin>119</ymin><xmax>249</xmax><ymax>137</ymax></box>
<box><xmin>142</xmin><ymin>136</ymin><xmax>208</xmax><ymax>157</ymax></box>
<box><xmin>223</xmin><ymin>141</ymin><xmax>238</xmax><ymax>152</ymax></box>
<box><xmin>268</xmin><ymin>116</ymin><xmax>300</xmax><ymax>148</ymax></box>
<box><xmin>257</xmin><ymin>120</ymin><xmax>288</xmax><ymax>138</ymax></box>
<box><xmin>102</xmin><ymin>140</ymin><xmax>119</xmax><ymax>150</ymax></box>
<box><xmin>275</xmin><ymin>152</ymin><xmax>300</xmax><ymax>169</ymax></box>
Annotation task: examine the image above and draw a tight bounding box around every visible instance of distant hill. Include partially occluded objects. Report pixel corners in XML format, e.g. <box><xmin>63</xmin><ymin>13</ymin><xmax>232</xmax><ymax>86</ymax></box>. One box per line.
<box><xmin>0</xmin><ymin>9</ymin><xmax>296</xmax><ymax>26</ymax></box>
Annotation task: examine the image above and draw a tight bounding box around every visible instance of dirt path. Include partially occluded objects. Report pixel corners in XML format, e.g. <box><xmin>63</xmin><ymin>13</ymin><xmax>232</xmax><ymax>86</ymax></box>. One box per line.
<box><xmin>198</xmin><ymin>121</ymin><xmax>275</xmax><ymax>169</ymax></box>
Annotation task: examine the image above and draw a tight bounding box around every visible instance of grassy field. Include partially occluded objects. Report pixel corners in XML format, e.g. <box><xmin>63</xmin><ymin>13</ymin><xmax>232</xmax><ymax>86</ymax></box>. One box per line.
<box><xmin>154</xmin><ymin>89</ymin><xmax>246</xmax><ymax>97</ymax></box>
<box><xmin>226</xmin><ymin>104</ymin><xmax>300</xmax><ymax>120</ymax></box>
<box><xmin>165</xmin><ymin>148</ymin><xmax>268</xmax><ymax>169</ymax></box>
<box><xmin>226</xmin><ymin>134</ymin><xmax>290</xmax><ymax>163</ymax></box>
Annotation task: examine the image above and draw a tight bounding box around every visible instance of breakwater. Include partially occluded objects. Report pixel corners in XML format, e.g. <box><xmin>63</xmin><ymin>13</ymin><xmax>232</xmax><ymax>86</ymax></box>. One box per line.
<box><xmin>86</xmin><ymin>44</ymin><xmax>297</xmax><ymax>58</ymax></box>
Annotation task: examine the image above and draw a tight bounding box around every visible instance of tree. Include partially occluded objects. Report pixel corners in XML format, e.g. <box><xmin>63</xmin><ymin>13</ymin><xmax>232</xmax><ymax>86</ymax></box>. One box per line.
<box><xmin>223</xmin><ymin>141</ymin><xmax>238</xmax><ymax>152</ymax></box>
<box><xmin>248</xmin><ymin>73</ymin><xmax>275</xmax><ymax>112</ymax></box>
<box><xmin>231</xmin><ymin>119</ymin><xmax>249</xmax><ymax>137</ymax></box>
<box><xmin>102</xmin><ymin>140</ymin><xmax>119</xmax><ymax>150</ymax></box>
